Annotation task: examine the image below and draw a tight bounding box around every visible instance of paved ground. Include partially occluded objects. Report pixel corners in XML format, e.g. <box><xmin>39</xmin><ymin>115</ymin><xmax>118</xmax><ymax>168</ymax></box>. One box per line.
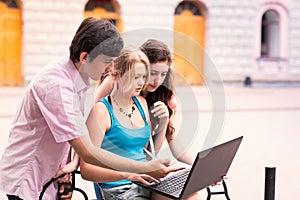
<box><xmin>0</xmin><ymin>84</ymin><xmax>300</xmax><ymax>199</ymax></box>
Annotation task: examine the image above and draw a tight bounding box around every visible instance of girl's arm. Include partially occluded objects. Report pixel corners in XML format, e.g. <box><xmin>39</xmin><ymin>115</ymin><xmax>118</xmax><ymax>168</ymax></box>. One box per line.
<box><xmin>94</xmin><ymin>75</ymin><xmax>114</xmax><ymax>103</ymax></box>
<box><xmin>80</xmin><ymin>99</ymin><xmax>159</xmax><ymax>184</ymax></box>
<box><xmin>167</xmin><ymin>107</ymin><xmax>197</xmax><ymax>165</ymax></box>
<box><xmin>150</xmin><ymin>101</ymin><xmax>170</xmax><ymax>155</ymax></box>
<box><xmin>67</xmin><ymin>100</ymin><xmax>179</xmax><ymax>179</ymax></box>
<box><xmin>80</xmin><ymin>101</ymin><xmax>122</xmax><ymax>182</ymax></box>
<box><xmin>150</xmin><ymin>95</ymin><xmax>178</xmax><ymax>154</ymax></box>
<box><xmin>151</xmin><ymin>95</ymin><xmax>196</xmax><ymax>165</ymax></box>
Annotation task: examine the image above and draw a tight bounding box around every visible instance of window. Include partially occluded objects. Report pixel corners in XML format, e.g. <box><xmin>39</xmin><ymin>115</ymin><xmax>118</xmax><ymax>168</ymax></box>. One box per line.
<box><xmin>175</xmin><ymin>1</ymin><xmax>202</xmax><ymax>16</ymax></box>
<box><xmin>85</xmin><ymin>0</ymin><xmax>115</xmax><ymax>12</ymax></box>
<box><xmin>261</xmin><ymin>10</ymin><xmax>279</xmax><ymax>57</ymax></box>
<box><xmin>0</xmin><ymin>0</ymin><xmax>18</xmax><ymax>8</ymax></box>
<box><xmin>84</xmin><ymin>0</ymin><xmax>119</xmax><ymax>27</ymax></box>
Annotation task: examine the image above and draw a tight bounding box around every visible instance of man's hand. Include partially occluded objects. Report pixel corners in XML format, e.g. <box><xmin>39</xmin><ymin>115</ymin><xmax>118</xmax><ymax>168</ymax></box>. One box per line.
<box><xmin>57</xmin><ymin>173</ymin><xmax>73</xmax><ymax>200</ymax></box>
<box><xmin>54</xmin><ymin>158</ymin><xmax>79</xmax><ymax>179</ymax></box>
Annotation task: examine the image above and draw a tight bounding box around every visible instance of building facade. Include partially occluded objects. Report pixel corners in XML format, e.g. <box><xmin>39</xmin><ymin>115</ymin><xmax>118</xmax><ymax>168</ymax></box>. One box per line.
<box><xmin>0</xmin><ymin>0</ymin><xmax>300</xmax><ymax>86</ymax></box>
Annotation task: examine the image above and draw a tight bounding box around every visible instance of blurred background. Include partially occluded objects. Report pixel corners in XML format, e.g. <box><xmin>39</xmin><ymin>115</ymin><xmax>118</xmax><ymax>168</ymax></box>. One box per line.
<box><xmin>1</xmin><ymin>0</ymin><xmax>300</xmax><ymax>86</ymax></box>
<box><xmin>1</xmin><ymin>0</ymin><xmax>300</xmax><ymax>199</ymax></box>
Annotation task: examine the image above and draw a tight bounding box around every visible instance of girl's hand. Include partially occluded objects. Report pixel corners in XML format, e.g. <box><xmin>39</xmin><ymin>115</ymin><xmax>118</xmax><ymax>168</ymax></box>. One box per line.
<box><xmin>211</xmin><ymin>176</ymin><xmax>228</xmax><ymax>186</ymax></box>
<box><xmin>124</xmin><ymin>172</ymin><xmax>160</xmax><ymax>185</ymax></box>
<box><xmin>151</xmin><ymin>101</ymin><xmax>170</xmax><ymax>135</ymax></box>
<box><xmin>151</xmin><ymin>101</ymin><xmax>169</xmax><ymax>120</ymax></box>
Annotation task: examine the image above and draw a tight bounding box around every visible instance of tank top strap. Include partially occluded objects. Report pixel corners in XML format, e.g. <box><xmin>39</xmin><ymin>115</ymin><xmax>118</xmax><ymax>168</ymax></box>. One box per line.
<box><xmin>132</xmin><ymin>96</ymin><xmax>147</xmax><ymax>122</ymax></box>
<box><xmin>99</xmin><ymin>97</ymin><xmax>116</xmax><ymax>123</ymax></box>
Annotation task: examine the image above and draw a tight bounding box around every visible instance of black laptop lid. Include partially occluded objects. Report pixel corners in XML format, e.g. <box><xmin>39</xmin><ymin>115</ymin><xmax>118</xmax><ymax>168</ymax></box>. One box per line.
<box><xmin>181</xmin><ymin>136</ymin><xmax>243</xmax><ymax>198</ymax></box>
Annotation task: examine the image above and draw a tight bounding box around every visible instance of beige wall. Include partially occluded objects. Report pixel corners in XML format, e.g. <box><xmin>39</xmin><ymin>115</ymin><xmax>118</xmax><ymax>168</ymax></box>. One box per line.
<box><xmin>20</xmin><ymin>0</ymin><xmax>300</xmax><ymax>85</ymax></box>
<box><xmin>22</xmin><ymin>0</ymin><xmax>85</xmax><ymax>84</ymax></box>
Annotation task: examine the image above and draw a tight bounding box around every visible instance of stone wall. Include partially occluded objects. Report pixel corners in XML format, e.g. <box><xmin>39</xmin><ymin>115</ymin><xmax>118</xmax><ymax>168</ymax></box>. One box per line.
<box><xmin>22</xmin><ymin>0</ymin><xmax>84</xmax><ymax>84</ymax></box>
<box><xmin>20</xmin><ymin>0</ymin><xmax>300</xmax><ymax>84</ymax></box>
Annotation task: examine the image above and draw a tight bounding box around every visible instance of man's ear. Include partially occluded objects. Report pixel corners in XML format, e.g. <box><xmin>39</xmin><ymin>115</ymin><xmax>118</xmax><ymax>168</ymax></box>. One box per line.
<box><xmin>79</xmin><ymin>52</ymin><xmax>89</xmax><ymax>63</ymax></box>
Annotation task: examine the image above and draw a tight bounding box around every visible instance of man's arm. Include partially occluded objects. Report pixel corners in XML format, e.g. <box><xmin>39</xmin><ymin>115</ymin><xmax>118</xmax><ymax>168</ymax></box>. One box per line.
<box><xmin>69</xmin><ymin>135</ymin><xmax>141</xmax><ymax>171</ymax></box>
<box><xmin>69</xmin><ymin>136</ymin><xmax>180</xmax><ymax>178</ymax></box>
<box><xmin>80</xmin><ymin>158</ymin><xmax>159</xmax><ymax>185</ymax></box>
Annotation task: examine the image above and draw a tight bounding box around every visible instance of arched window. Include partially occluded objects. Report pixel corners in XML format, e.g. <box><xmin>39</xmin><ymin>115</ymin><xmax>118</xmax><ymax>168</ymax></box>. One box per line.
<box><xmin>173</xmin><ymin>1</ymin><xmax>205</xmax><ymax>85</ymax></box>
<box><xmin>175</xmin><ymin>1</ymin><xmax>202</xmax><ymax>16</ymax></box>
<box><xmin>0</xmin><ymin>0</ymin><xmax>22</xmax><ymax>86</ymax></box>
<box><xmin>85</xmin><ymin>0</ymin><xmax>115</xmax><ymax>12</ymax></box>
<box><xmin>261</xmin><ymin>10</ymin><xmax>279</xmax><ymax>57</ymax></box>
<box><xmin>84</xmin><ymin>0</ymin><xmax>120</xmax><ymax>29</ymax></box>
<box><xmin>0</xmin><ymin>0</ymin><xmax>18</xmax><ymax>8</ymax></box>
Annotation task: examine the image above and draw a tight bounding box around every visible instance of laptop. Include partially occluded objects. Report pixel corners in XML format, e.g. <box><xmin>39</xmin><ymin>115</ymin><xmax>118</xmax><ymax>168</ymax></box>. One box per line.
<box><xmin>135</xmin><ymin>136</ymin><xmax>243</xmax><ymax>199</ymax></box>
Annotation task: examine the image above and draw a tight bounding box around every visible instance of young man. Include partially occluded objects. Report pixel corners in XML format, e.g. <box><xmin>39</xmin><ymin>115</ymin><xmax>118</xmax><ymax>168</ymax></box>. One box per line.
<box><xmin>0</xmin><ymin>17</ymin><xmax>175</xmax><ymax>200</ymax></box>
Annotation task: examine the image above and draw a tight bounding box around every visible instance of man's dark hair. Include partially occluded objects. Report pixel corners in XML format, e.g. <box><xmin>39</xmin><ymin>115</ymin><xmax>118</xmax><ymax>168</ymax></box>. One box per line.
<box><xmin>69</xmin><ymin>17</ymin><xmax>124</xmax><ymax>63</ymax></box>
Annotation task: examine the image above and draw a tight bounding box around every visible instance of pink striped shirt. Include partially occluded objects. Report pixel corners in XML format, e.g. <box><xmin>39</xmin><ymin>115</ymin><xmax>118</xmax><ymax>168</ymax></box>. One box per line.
<box><xmin>0</xmin><ymin>56</ymin><xmax>90</xmax><ymax>199</ymax></box>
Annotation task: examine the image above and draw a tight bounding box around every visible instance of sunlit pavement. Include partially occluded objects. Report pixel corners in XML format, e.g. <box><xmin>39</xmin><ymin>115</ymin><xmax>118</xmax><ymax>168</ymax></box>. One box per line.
<box><xmin>1</xmin><ymin>84</ymin><xmax>300</xmax><ymax>199</ymax></box>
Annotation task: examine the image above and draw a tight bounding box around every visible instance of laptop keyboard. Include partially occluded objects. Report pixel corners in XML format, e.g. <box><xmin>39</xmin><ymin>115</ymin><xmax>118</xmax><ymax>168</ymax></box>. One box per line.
<box><xmin>150</xmin><ymin>168</ymin><xmax>191</xmax><ymax>194</ymax></box>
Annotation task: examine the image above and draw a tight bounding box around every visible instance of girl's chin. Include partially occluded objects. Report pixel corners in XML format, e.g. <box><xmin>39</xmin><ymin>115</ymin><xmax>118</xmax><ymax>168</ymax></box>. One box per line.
<box><xmin>133</xmin><ymin>91</ymin><xmax>141</xmax><ymax>96</ymax></box>
<box><xmin>147</xmin><ymin>86</ymin><xmax>157</xmax><ymax>92</ymax></box>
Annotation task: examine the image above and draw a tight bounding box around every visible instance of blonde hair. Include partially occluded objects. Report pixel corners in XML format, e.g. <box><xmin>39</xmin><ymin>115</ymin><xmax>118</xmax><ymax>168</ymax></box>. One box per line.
<box><xmin>114</xmin><ymin>48</ymin><xmax>150</xmax><ymax>92</ymax></box>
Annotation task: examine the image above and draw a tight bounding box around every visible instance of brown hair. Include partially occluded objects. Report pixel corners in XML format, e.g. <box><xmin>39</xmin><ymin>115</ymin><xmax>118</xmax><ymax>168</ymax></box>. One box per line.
<box><xmin>140</xmin><ymin>39</ymin><xmax>175</xmax><ymax>138</ymax></box>
<box><xmin>114</xmin><ymin>48</ymin><xmax>150</xmax><ymax>92</ymax></box>
<box><xmin>69</xmin><ymin>17</ymin><xmax>124</xmax><ymax>63</ymax></box>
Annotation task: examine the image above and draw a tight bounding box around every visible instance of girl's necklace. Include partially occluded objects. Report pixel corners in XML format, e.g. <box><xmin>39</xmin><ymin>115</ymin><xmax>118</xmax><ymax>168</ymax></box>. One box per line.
<box><xmin>112</xmin><ymin>97</ymin><xmax>135</xmax><ymax>126</ymax></box>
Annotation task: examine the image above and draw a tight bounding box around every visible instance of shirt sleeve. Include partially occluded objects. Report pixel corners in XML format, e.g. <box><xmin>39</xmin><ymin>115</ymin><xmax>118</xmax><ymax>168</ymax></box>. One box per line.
<box><xmin>33</xmin><ymin>84</ymin><xmax>88</xmax><ymax>143</ymax></box>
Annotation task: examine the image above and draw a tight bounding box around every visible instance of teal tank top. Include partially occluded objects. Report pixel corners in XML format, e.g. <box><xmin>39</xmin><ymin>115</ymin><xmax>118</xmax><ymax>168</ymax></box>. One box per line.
<box><xmin>99</xmin><ymin>96</ymin><xmax>151</xmax><ymax>188</ymax></box>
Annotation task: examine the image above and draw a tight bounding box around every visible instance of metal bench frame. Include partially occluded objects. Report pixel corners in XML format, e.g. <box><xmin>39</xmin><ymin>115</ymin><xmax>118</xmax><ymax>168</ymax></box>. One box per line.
<box><xmin>39</xmin><ymin>170</ymin><xmax>88</xmax><ymax>200</ymax></box>
<box><xmin>206</xmin><ymin>180</ymin><xmax>230</xmax><ymax>200</ymax></box>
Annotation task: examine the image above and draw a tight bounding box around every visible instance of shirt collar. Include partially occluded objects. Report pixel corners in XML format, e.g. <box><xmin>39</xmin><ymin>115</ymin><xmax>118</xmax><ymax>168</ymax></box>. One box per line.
<box><xmin>66</xmin><ymin>57</ymin><xmax>90</xmax><ymax>93</ymax></box>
